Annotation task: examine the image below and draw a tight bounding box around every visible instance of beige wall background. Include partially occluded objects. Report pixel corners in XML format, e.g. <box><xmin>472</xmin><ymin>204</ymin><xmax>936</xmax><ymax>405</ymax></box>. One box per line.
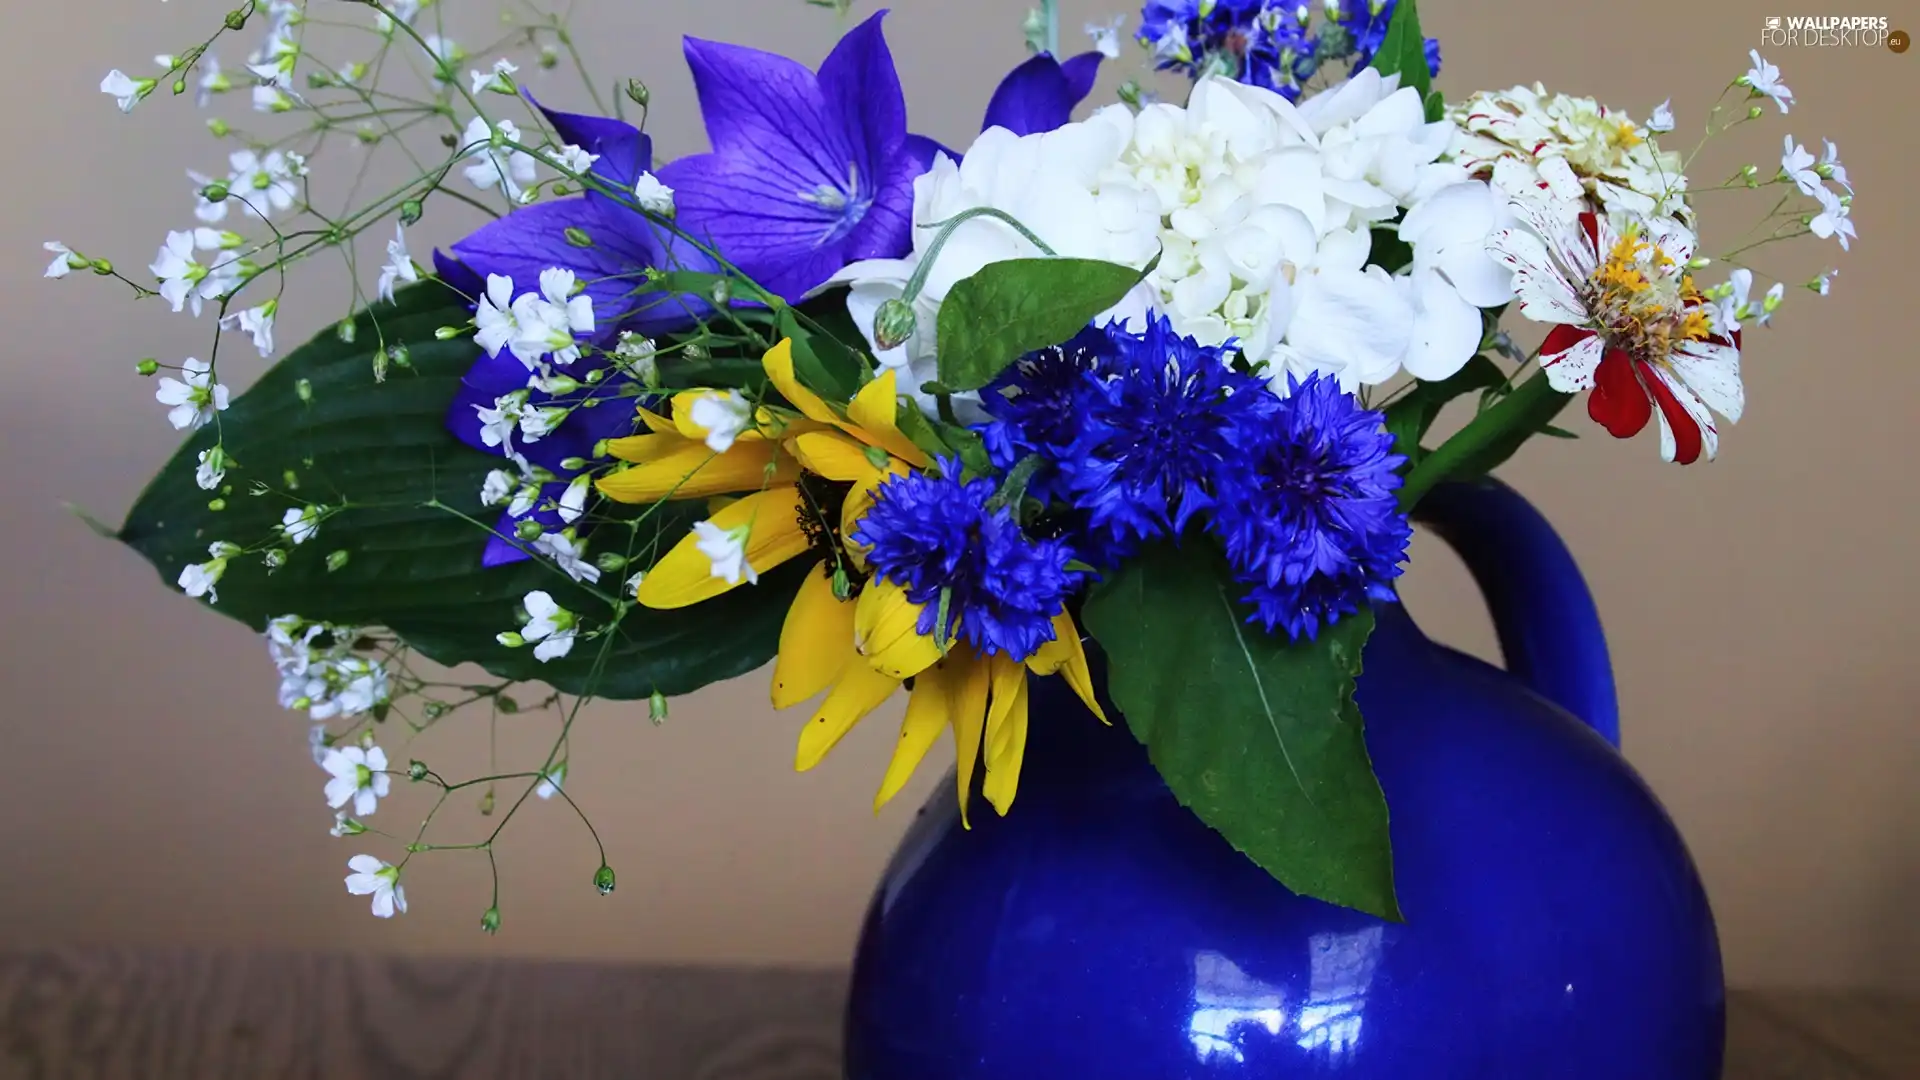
<box><xmin>2</xmin><ymin>0</ymin><xmax>1914</xmax><ymax>989</ymax></box>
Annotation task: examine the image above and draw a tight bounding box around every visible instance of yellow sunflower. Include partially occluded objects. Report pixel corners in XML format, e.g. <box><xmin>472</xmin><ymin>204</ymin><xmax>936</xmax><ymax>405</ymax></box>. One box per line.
<box><xmin>594</xmin><ymin>339</ymin><xmax>1104</xmax><ymax>820</ymax></box>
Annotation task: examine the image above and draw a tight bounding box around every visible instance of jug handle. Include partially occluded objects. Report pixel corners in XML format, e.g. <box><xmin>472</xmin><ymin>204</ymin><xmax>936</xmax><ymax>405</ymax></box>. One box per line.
<box><xmin>1413</xmin><ymin>479</ymin><xmax>1621</xmax><ymax>748</ymax></box>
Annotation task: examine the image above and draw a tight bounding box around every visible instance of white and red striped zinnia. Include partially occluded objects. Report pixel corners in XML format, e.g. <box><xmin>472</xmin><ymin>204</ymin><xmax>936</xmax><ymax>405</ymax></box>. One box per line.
<box><xmin>1488</xmin><ymin>198</ymin><xmax>1743</xmax><ymax>464</ymax></box>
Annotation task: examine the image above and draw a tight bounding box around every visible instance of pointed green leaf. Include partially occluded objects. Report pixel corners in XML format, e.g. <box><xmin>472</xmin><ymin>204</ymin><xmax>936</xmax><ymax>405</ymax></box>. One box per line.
<box><xmin>1381</xmin><ymin>355</ymin><xmax>1506</xmax><ymax>469</ymax></box>
<box><xmin>116</xmin><ymin>281</ymin><xmax>801</xmax><ymax>700</ymax></box>
<box><xmin>934</xmin><ymin>257</ymin><xmax>1146</xmax><ymax>391</ymax></box>
<box><xmin>1369</xmin><ymin>0</ymin><xmax>1433</xmax><ymax>109</ymax></box>
<box><xmin>1082</xmin><ymin>543</ymin><xmax>1400</xmax><ymax>920</ymax></box>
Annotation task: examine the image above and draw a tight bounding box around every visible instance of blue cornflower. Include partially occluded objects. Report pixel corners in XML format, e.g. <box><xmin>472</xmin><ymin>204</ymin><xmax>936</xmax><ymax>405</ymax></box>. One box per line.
<box><xmin>978</xmin><ymin>325</ymin><xmax>1116</xmax><ymax>505</ymax></box>
<box><xmin>1212</xmin><ymin>374</ymin><xmax>1411</xmax><ymax>641</ymax></box>
<box><xmin>852</xmin><ymin>459</ymin><xmax>1085</xmax><ymax>662</ymax></box>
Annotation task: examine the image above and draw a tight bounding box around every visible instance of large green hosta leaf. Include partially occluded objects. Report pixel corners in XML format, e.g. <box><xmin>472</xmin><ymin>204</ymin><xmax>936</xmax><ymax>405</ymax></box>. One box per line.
<box><xmin>1082</xmin><ymin>543</ymin><xmax>1400</xmax><ymax>920</ymax></box>
<box><xmin>117</xmin><ymin>281</ymin><xmax>801</xmax><ymax>699</ymax></box>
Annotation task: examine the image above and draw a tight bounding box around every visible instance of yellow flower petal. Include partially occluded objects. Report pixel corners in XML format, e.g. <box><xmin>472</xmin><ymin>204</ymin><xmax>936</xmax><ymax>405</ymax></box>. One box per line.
<box><xmin>854</xmin><ymin>577</ymin><xmax>945</xmax><ymax>681</ymax></box>
<box><xmin>635</xmin><ymin>407</ymin><xmax>679</xmax><ymax>435</ymax></box>
<box><xmin>634</xmin><ymin>485</ymin><xmax>811</xmax><ymax>610</ymax></box>
<box><xmin>771</xmin><ymin>568</ymin><xmax>854</xmax><ymax>709</ymax></box>
<box><xmin>846</xmin><ymin>370</ymin><xmax>932</xmax><ymax>468</ymax></box>
<box><xmin>1024</xmin><ymin>611</ymin><xmax>1108</xmax><ymax>723</ymax></box>
<box><xmin>761</xmin><ymin>339</ymin><xmax>839</xmax><ymax>425</ymax></box>
<box><xmin>786</xmin><ymin>430</ymin><xmax>874</xmax><ymax>483</ymax></box>
<box><xmin>795</xmin><ymin>654</ymin><xmax>900</xmax><ymax>772</ymax></box>
<box><xmin>982</xmin><ymin>663</ymin><xmax>1030</xmax><ymax>818</ymax></box>
<box><xmin>984</xmin><ymin>653</ymin><xmax>1029</xmax><ymax>768</ymax></box>
<box><xmin>874</xmin><ymin>656</ymin><xmax>961</xmax><ymax>812</ymax></box>
<box><xmin>947</xmin><ymin>646</ymin><xmax>991</xmax><ymax>830</ymax></box>
<box><xmin>596</xmin><ymin>439</ymin><xmax>798</xmax><ymax>503</ymax></box>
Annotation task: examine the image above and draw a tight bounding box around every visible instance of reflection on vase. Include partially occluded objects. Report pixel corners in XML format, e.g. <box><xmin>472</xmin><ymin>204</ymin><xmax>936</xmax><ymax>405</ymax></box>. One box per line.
<box><xmin>1295</xmin><ymin>926</ymin><xmax>1387</xmax><ymax>1059</ymax></box>
<box><xmin>1187</xmin><ymin>951</ymin><xmax>1287</xmax><ymax>1064</ymax></box>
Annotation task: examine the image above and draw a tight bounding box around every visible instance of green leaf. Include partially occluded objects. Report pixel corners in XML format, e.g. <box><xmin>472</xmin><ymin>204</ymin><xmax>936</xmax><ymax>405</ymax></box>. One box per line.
<box><xmin>776</xmin><ymin>307</ymin><xmax>865</xmax><ymax>404</ymax></box>
<box><xmin>895</xmin><ymin>403</ymin><xmax>994</xmax><ymax>477</ymax></box>
<box><xmin>1081</xmin><ymin>543</ymin><xmax>1400</xmax><ymax>920</ymax></box>
<box><xmin>116</xmin><ymin>281</ymin><xmax>802</xmax><ymax>700</ymax></box>
<box><xmin>1538</xmin><ymin>423</ymin><xmax>1580</xmax><ymax>439</ymax></box>
<box><xmin>1369</xmin><ymin>0</ymin><xmax>1434</xmax><ymax>111</ymax></box>
<box><xmin>934</xmin><ymin>257</ymin><xmax>1146</xmax><ymax>392</ymax></box>
<box><xmin>1380</xmin><ymin>356</ymin><xmax>1506</xmax><ymax>469</ymax></box>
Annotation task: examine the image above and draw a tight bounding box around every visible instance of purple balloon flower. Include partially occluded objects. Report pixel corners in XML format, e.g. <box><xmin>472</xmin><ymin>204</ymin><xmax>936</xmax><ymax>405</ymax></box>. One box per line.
<box><xmin>657</xmin><ymin>11</ymin><xmax>920</xmax><ymax>303</ymax></box>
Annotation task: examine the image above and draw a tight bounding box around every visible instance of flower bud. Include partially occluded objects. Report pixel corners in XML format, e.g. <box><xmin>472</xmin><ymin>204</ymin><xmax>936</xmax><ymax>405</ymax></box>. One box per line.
<box><xmin>263</xmin><ymin>549</ymin><xmax>287</xmax><ymax>570</ymax></box>
<box><xmin>172</xmin><ymin>78</ymin><xmax>187</xmax><ymax>96</ymax></box>
<box><xmin>496</xmin><ymin>630</ymin><xmax>526</xmax><ymax>648</ymax></box>
<box><xmin>594</xmin><ymin>864</ymin><xmax>616</xmax><ymax>895</ymax></box>
<box><xmin>496</xmin><ymin>694</ymin><xmax>521</xmax><ymax>714</ymax></box>
<box><xmin>136</xmin><ymin>358</ymin><xmax>159</xmax><ymax>376</ymax></box>
<box><xmin>207</xmin><ymin>498</ymin><xmax>227</xmax><ymax>511</ymax></box>
<box><xmin>624</xmin><ymin>79</ymin><xmax>650</xmax><ymax>107</ymax></box>
<box><xmin>334</xmin><ymin>815</ymin><xmax>367</xmax><ymax>836</ymax></box>
<box><xmin>565</xmin><ymin>226</ymin><xmax>593</xmax><ymax>248</ymax></box>
<box><xmin>515</xmin><ymin>519</ymin><xmax>544</xmax><ymax>541</ymax></box>
<box><xmin>224</xmin><ymin>8</ymin><xmax>248</xmax><ymax>30</ymax></box>
<box><xmin>371</xmin><ymin>347</ymin><xmax>389</xmax><ymax>383</ymax></box>
<box><xmin>325</xmin><ymin>549</ymin><xmax>350</xmax><ymax>572</ymax></box>
<box><xmin>480</xmin><ymin>907</ymin><xmax>502</xmax><ymax>934</ymax></box>
<box><xmin>478</xmin><ymin>787</ymin><xmax>496</xmax><ymax>815</ymax></box>
<box><xmin>1747</xmin><ymin>105</ymin><xmax>1763</xmax><ymax>119</ymax></box>
<box><xmin>595</xmin><ymin>552</ymin><xmax>628</xmax><ymax>573</ymax></box>
<box><xmin>1687</xmin><ymin>256</ymin><xmax>1711</xmax><ymax>269</ymax></box>
<box><xmin>649</xmin><ymin>690</ymin><xmax>669</xmax><ymax>725</ymax></box>
<box><xmin>407</xmin><ymin>760</ymin><xmax>428</xmax><ymax>781</ymax></box>
<box><xmin>710</xmin><ymin>278</ymin><xmax>732</xmax><ymax>306</ymax></box>
<box><xmin>208</xmin><ymin>117</ymin><xmax>231</xmax><ymax>138</ymax></box>
<box><xmin>831</xmin><ymin>567</ymin><xmax>852</xmax><ymax>601</ymax></box>
<box><xmin>872</xmin><ymin>297</ymin><xmax>916</xmax><ymax>350</ymax></box>
<box><xmin>90</xmin><ymin>258</ymin><xmax>114</xmax><ymax>275</ymax></box>
<box><xmin>435</xmin><ymin>325</ymin><xmax>464</xmax><ymax>340</ymax></box>
<box><xmin>336</xmin><ymin>319</ymin><xmax>357</xmax><ymax>344</ymax></box>
<box><xmin>399</xmin><ymin>199</ymin><xmax>424</xmax><ymax>225</ymax></box>
<box><xmin>296</xmin><ymin>378</ymin><xmax>313</xmax><ymax>403</ymax></box>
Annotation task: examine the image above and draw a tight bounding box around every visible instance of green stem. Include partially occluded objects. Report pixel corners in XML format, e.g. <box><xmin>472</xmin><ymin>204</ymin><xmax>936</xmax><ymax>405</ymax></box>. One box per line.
<box><xmin>1397</xmin><ymin>373</ymin><xmax>1572</xmax><ymax>512</ymax></box>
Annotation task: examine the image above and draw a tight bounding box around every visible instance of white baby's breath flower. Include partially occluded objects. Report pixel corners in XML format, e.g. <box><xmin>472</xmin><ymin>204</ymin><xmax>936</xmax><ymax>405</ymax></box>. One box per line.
<box><xmin>480</xmin><ymin>468</ymin><xmax>516</xmax><ymax>507</ymax></box>
<box><xmin>150</xmin><ymin>230</ymin><xmax>205</xmax><ymax>314</ymax></box>
<box><xmin>43</xmin><ymin>242</ymin><xmax>81</xmax><ymax>279</ymax></box>
<box><xmin>509</xmin><ymin>267</ymin><xmax>595</xmax><ymax>366</ymax></box>
<box><xmin>195</xmin><ymin>447</ymin><xmax>227</xmax><ymax>490</ymax></box>
<box><xmin>378</xmin><ymin>224</ymin><xmax>419</xmax><ymax>304</ymax></box>
<box><xmin>1757</xmin><ymin>281</ymin><xmax>1785</xmax><ymax>327</ymax></box>
<box><xmin>1809</xmin><ymin>186</ymin><xmax>1855</xmax><ymax>251</ymax></box>
<box><xmin>252</xmin><ymin>84</ymin><xmax>293</xmax><ymax>114</ymax></box>
<box><xmin>196</xmin><ymin>54</ymin><xmax>231</xmax><ymax>106</ymax></box>
<box><xmin>632</xmin><ymin>172</ymin><xmax>676</xmax><ymax>217</ymax></box>
<box><xmin>558</xmin><ymin>473</ymin><xmax>591</xmax><ymax>524</ymax></box>
<box><xmin>154</xmin><ymin>358</ymin><xmax>229</xmax><ymax>430</ymax></box>
<box><xmin>220</xmin><ymin>301</ymin><xmax>277</xmax><ymax>357</ymax></box>
<box><xmin>226</xmin><ymin>149</ymin><xmax>301</xmax><ymax>219</ymax></box>
<box><xmin>1715</xmin><ymin>267</ymin><xmax>1753</xmax><ymax>334</ymax></box>
<box><xmin>474</xmin><ymin>389</ymin><xmax>528</xmax><ymax>450</ymax></box>
<box><xmin>1781</xmin><ymin>136</ymin><xmax>1820</xmax><ymax>197</ymax></box>
<box><xmin>468</xmin><ymin>57</ymin><xmax>518</xmax><ymax>95</ymax></box>
<box><xmin>189</xmin><ymin>170</ymin><xmax>229</xmax><ymax>224</ymax></box>
<box><xmin>554</xmin><ymin>143</ymin><xmax>599</xmax><ymax>175</ymax></box>
<box><xmin>687</xmin><ymin>390</ymin><xmax>753</xmax><ymax>453</ymax></box>
<box><xmin>178</xmin><ymin>541</ymin><xmax>241</xmax><ymax>602</ymax></box>
<box><xmin>1819</xmin><ymin>139</ymin><xmax>1850</xmax><ymax>193</ymax></box>
<box><xmin>534</xmin><ymin>530</ymin><xmax>600</xmax><ymax>583</ymax></box>
<box><xmin>1741</xmin><ymin>50</ymin><xmax>1793</xmax><ymax>114</ymax></box>
<box><xmin>474</xmin><ymin>273</ymin><xmax>521</xmax><ymax>358</ymax></box>
<box><xmin>422</xmin><ymin>34</ymin><xmax>465</xmax><ymax>66</ymax></box>
<box><xmin>1646</xmin><ymin>99</ymin><xmax>1674</xmax><ymax>133</ymax></box>
<box><xmin>1086</xmin><ymin>16</ymin><xmax>1125</xmax><ymax>59</ymax></box>
<box><xmin>692</xmin><ymin>521</ymin><xmax>755</xmax><ymax>585</ymax></box>
<box><xmin>344</xmin><ymin>855</ymin><xmax>407</xmax><ymax>918</ymax></box>
<box><xmin>101</xmin><ymin>69</ymin><xmax>155</xmax><ymax>112</ymax></box>
<box><xmin>280</xmin><ymin>504</ymin><xmax>323</xmax><ymax>545</ymax></box>
<box><xmin>511</xmin><ymin>590</ymin><xmax>577</xmax><ymax>662</ymax></box>
<box><xmin>613</xmin><ymin>332</ymin><xmax>658</xmax><ymax>383</ymax></box>
<box><xmin>518</xmin><ymin>404</ymin><xmax>567</xmax><ymax>442</ymax></box>
<box><xmin>329</xmin><ymin>811</ymin><xmax>364</xmax><ymax>837</ymax></box>
<box><xmin>321</xmin><ymin>744</ymin><xmax>391</xmax><ymax>817</ymax></box>
<box><xmin>460</xmin><ymin>116</ymin><xmax>537</xmax><ymax>202</ymax></box>
<box><xmin>535</xmin><ymin>761</ymin><xmax>567</xmax><ymax>800</ymax></box>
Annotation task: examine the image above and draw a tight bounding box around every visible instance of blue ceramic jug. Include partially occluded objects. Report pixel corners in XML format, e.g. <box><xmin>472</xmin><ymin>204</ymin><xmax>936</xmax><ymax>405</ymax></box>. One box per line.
<box><xmin>843</xmin><ymin>480</ymin><xmax>1724</xmax><ymax>1078</ymax></box>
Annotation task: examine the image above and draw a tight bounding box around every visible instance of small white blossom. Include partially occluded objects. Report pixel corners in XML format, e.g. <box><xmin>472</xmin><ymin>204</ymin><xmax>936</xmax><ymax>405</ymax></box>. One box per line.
<box><xmin>1813</xmin><ymin>268</ymin><xmax>1837</xmax><ymax>296</ymax></box>
<box><xmin>508</xmin><ymin>267</ymin><xmax>595</xmax><ymax>366</ymax></box>
<box><xmin>101</xmin><ymin>69</ymin><xmax>155</xmax><ymax>112</ymax></box>
<box><xmin>468</xmin><ymin>58</ymin><xmax>518</xmax><ymax>95</ymax></box>
<box><xmin>481</xmin><ymin>468</ymin><xmax>516</xmax><ymax>507</ymax></box>
<box><xmin>220</xmin><ymin>302</ymin><xmax>276</xmax><ymax>357</ymax></box>
<box><xmin>474</xmin><ymin>274</ymin><xmax>522</xmax><ymax>358</ymax></box>
<box><xmin>692</xmin><ymin>521</ymin><xmax>755</xmax><ymax>585</ymax></box>
<box><xmin>422</xmin><ymin>34</ymin><xmax>464</xmax><ymax>66</ymax></box>
<box><xmin>195</xmin><ymin>448</ymin><xmax>226</xmax><ymax>490</ymax></box>
<box><xmin>558</xmin><ymin>474</ymin><xmax>591</xmax><ymax>524</ymax></box>
<box><xmin>189</xmin><ymin>170</ymin><xmax>229</xmax><ymax>224</ymax></box>
<box><xmin>1757</xmin><ymin>281</ymin><xmax>1785</xmax><ymax>327</ymax></box>
<box><xmin>344</xmin><ymin>855</ymin><xmax>407</xmax><ymax>918</ymax></box>
<box><xmin>518</xmin><ymin>404</ymin><xmax>567</xmax><ymax>442</ymax></box>
<box><xmin>460</xmin><ymin>117</ymin><xmax>537</xmax><ymax>202</ymax></box>
<box><xmin>321</xmin><ymin>744</ymin><xmax>391</xmax><ymax>817</ymax></box>
<box><xmin>1781</xmin><ymin>136</ymin><xmax>1820</xmax><ymax>197</ymax></box>
<box><xmin>43</xmin><ymin>242</ymin><xmax>80</xmax><ymax>279</ymax></box>
<box><xmin>329</xmin><ymin>811</ymin><xmax>361</xmax><ymax>837</ymax></box>
<box><xmin>554</xmin><ymin>143</ymin><xmax>599</xmax><ymax>175</ymax></box>
<box><xmin>475</xmin><ymin>390</ymin><xmax>528</xmax><ymax>450</ymax></box>
<box><xmin>534</xmin><ymin>530</ymin><xmax>600</xmax><ymax>584</ymax></box>
<box><xmin>154</xmin><ymin>358</ymin><xmax>230</xmax><ymax>430</ymax></box>
<box><xmin>177</xmin><ymin>541</ymin><xmax>241</xmax><ymax>602</ymax></box>
<box><xmin>513</xmin><ymin>590</ymin><xmax>577</xmax><ymax>662</ymax></box>
<box><xmin>375</xmin><ymin>0</ymin><xmax>422</xmax><ymax>31</ymax></box>
<box><xmin>1716</xmin><ymin>267</ymin><xmax>1753</xmax><ymax>334</ymax></box>
<box><xmin>149</xmin><ymin>230</ymin><xmax>244</xmax><ymax>316</ymax></box>
<box><xmin>535</xmin><ymin>761</ymin><xmax>567</xmax><ymax>800</ymax></box>
<box><xmin>196</xmin><ymin>54</ymin><xmax>231</xmax><ymax>107</ymax></box>
<box><xmin>1646</xmin><ymin>99</ymin><xmax>1674</xmax><ymax>133</ymax></box>
<box><xmin>632</xmin><ymin>172</ymin><xmax>676</xmax><ymax>217</ymax></box>
<box><xmin>613</xmin><ymin>332</ymin><xmax>659</xmax><ymax>383</ymax></box>
<box><xmin>1741</xmin><ymin>50</ymin><xmax>1793</xmax><ymax>114</ymax></box>
<box><xmin>280</xmin><ymin>504</ymin><xmax>323</xmax><ymax>545</ymax></box>
<box><xmin>328</xmin><ymin>658</ymin><xmax>389</xmax><ymax>719</ymax></box>
<box><xmin>378</xmin><ymin>224</ymin><xmax>419</xmax><ymax>304</ymax></box>
<box><xmin>226</xmin><ymin>149</ymin><xmax>301</xmax><ymax>219</ymax></box>
<box><xmin>1809</xmin><ymin>187</ymin><xmax>1855</xmax><ymax>251</ymax></box>
<box><xmin>687</xmin><ymin>390</ymin><xmax>753</xmax><ymax>453</ymax></box>
<box><xmin>1086</xmin><ymin>16</ymin><xmax>1125</xmax><ymax>59</ymax></box>
<box><xmin>1819</xmin><ymin>139</ymin><xmax>1851</xmax><ymax>193</ymax></box>
<box><xmin>252</xmin><ymin>84</ymin><xmax>294</xmax><ymax>113</ymax></box>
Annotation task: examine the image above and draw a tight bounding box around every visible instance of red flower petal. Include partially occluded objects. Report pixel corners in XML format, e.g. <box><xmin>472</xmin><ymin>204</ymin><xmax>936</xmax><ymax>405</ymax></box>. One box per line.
<box><xmin>1588</xmin><ymin>350</ymin><xmax>1652</xmax><ymax>439</ymax></box>
<box><xmin>1540</xmin><ymin>324</ymin><xmax>1595</xmax><ymax>367</ymax></box>
<box><xmin>1578</xmin><ymin>212</ymin><xmax>1600</xmax><ymax>254</ymax></box>
<box><xmin>1644</xmin><ymin>366</ymin><xmax>1705</xmax><ymax>465</ymax></box>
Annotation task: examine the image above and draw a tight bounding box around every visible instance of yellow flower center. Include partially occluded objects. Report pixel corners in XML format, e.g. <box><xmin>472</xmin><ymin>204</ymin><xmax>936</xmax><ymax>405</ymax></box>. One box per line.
<box><xmin>1610</xmin><ymin>120</ymin><xmax>1643</xmax><ymax>149</ymax></box>
<box><xmin>1585</xmin><ymin>224</ymin><xmax>1713</xmax><ymax>365</ymax></box>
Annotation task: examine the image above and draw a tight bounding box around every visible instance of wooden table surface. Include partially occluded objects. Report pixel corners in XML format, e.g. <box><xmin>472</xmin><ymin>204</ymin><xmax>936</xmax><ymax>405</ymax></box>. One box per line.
<box><xmin>0</xmin><ymin>949</ymin><xmax>1913</xmax><ymax>1078</ymax></box>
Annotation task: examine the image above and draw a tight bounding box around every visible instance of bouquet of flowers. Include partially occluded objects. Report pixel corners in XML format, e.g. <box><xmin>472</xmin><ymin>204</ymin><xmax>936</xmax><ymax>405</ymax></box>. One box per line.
<box><xmin>63</xmin><ymin>0</ymin><xmax>1855</xmax><ymax>925</ymax></box>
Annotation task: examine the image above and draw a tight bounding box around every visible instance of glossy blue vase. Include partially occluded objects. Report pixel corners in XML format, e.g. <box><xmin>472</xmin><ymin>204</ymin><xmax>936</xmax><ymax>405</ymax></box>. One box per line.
<box><xmin>843</xmin><ymin>480</ymin><xmax>1724</xmax><ymax>1078</ymax></box>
